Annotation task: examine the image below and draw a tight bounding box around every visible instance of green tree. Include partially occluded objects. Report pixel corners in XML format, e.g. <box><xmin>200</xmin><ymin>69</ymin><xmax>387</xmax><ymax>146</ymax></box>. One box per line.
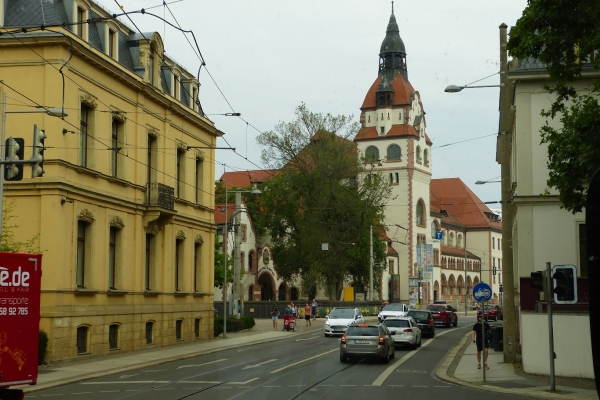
<box><xmin>1</xmin><ymin>200</ymin><xmax>40</xmax><ymax>253</ymax></box>
<box><xmin>213</xmin><ymin>233</ymin><xmax>233</xmax><ymax>289</ymax></box>
<box><xmin>257</xmin><ymin>104</ymin><xmax>391</xmax><ymax>300</ymax></box>
<box><xmin>507</xmin><ymin>0</ymin><xmax>600</xmax><ymax>213</ymax></box>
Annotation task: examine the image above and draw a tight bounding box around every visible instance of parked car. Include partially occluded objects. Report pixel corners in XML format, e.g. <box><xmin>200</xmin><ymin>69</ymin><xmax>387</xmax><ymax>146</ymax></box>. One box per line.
<box><xmin>427</xmin><ymin>304</ymin><xmax>458</xmax><ymax>328</ymax></box>
<box><xmin>383</xmin><ymin>317</ymin><xmax>422</xmax><ymax>349</ymax></box>
<box><xmin>406</xmin><ymin>310</ymin><xmax>435</xmax><ymax>338</ymax></box>
<box><xmin>433</xmin><ymin>300</ymin><xmax>447</xmax><ymax>304</ymax></box>
<box><xmin>477</xmin><ymin>304</ymin><xmax>503</xmax><ymax>321</ymax></box>
<box><xmin>377</xmin><ymin>303</ymin><xmax>409</xmax><ymax>322</ymax></box>
<box><xmin>324</xmin><ymin>307</ymin><xmax>364</xmax><ymax>337</ymax></box>
<box><xmin>340</xmin><ymin>323</ymin><xmax>395</xmax><ymax>363</ymax></box>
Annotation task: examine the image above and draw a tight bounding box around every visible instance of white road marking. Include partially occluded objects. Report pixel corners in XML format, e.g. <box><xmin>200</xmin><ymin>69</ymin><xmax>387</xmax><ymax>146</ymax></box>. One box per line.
<box><xmin>231</xmin><ymin>378</ymin><xmax>259</xmax><ymax>385</ymax></box>
<box><xmin>119</xmin><ymin>373</ymin><xmax>139</xmax><ymax>379</ymax></box>
<box><xmin>177</xmin><ymin>359</ymin><xmax>227</xmax><ymax>369</ymax></box>
<box><xmin>296</xmin><ymin>336</ymin><xmax>319</xmax><ymax>341</ymax></box>
<box><xmin>242</xmin><ymin>358</ymin><xmax>278</xmax><ymax>369</ymax></box>
<box><xmin>372</xmin><ymin>329</ymin><xmax>455</xmax><ymax>386</ymax></box>
<box><xmin>270</xmin><ymin>349</ymin><xmax>337</xmax><ymax>374</ymax></box>
<box><xmin>177</xmin><ymin>380</ymin><xmax>221</xmax><ymax>384</ymax></box>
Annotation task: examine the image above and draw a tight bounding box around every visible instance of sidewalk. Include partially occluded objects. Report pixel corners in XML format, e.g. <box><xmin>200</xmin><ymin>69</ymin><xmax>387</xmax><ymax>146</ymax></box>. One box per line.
<box><xmin>436</xmin><ymin>332</ymin><xmax>599</xmax><ymax>400</ymax></box>
<box><xmin>21</xmin><ymin>316</ymin><xmax>600</xmax><ymax>399</ymax></box>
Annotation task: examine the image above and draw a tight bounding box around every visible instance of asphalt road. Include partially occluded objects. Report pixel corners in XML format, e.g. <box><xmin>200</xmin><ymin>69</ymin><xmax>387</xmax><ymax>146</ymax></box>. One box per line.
<box><xmin>26</xmin><ymin>316</ymin><xmax>531</xmax><ymax>400</ymax></box>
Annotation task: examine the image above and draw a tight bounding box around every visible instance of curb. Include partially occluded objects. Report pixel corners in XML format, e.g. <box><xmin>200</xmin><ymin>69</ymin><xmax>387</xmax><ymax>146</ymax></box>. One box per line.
<box><xmin>435</xmin><ymin>333</ymin><xmax>595</xmax><ymax>400</ymax></box>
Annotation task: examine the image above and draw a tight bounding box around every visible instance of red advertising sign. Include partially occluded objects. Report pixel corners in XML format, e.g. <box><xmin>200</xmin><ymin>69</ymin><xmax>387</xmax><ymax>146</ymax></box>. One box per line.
<box><xmin>0</xmin><ymin>252</ymin><xmax>42</xmax><ymax>388</ymax></box>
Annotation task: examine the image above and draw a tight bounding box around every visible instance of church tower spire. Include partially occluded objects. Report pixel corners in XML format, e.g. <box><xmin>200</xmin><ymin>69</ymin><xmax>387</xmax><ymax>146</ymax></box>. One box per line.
<box><xmin>378</xmin><ymin>10</ymin><xmax>407</xmax><ymax>81</ymax></box>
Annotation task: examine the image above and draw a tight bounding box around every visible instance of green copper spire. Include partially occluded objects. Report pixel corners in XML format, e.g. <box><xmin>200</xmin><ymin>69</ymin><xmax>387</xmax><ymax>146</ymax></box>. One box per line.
<box><xmin>378</xmin><ymin>10</ymin><xmax>408</xmax><ymax>82</ymax></box>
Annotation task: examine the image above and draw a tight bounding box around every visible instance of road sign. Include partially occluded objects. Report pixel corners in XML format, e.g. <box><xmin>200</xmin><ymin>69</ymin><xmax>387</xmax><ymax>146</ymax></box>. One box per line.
<box><xmin>473</xmin><ymin>282</ymin><xmax>493</xmax><ymax>302</ymax></box>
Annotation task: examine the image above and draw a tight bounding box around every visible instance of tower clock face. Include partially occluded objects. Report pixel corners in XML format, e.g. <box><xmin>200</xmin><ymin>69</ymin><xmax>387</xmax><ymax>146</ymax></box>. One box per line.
<box><xmin>263</xmin><ymin>248</ymin><xmax>270</xmax><ymax>264</ymax></box>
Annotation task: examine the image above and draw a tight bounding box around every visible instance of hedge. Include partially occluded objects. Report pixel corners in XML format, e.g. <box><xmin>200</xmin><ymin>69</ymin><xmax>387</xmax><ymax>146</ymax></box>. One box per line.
<box><xmin>214</xmin><ymin>316</ymin><xmax>255</xmax><ymax>337</ymax></box>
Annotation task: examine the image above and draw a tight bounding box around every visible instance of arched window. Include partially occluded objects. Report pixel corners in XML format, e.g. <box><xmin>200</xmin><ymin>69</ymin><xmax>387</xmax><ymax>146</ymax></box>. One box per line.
<box><xmin>387</xmin><ymin>144</ymin><xmax>401</xmax><ymax>160</ymax></box>
<box><xmin>431</xmin><ymin>221</ymin><xmax>439</xmax><ymax>238</ymax></box>
<box><xmin>457</xmin><ymin>234</ymin><xmax>463</xmax><ymax>248</ymax></box>
<box><xmin>365</xmin><ymin>146</ymin><xmax>379</xmax><ymax>162</ymax></box>
<box><xmin>424</xmin><ymin>149</ymin><xmax>429</xmax><ymax>166</ymax></box>
<box><xmin>449</xmin><ymin>232</ymin><xmax>455</xmax><ymax>246</ymax></box>
<box><xmin>416</xmin><ymin>146</ymin><xmax>422</xmax><ymax>162</ymax></box>
<box><xmin>416</xmin><ymin>200</ymin><xmax>426</xmax><ymax>226</ymax></box>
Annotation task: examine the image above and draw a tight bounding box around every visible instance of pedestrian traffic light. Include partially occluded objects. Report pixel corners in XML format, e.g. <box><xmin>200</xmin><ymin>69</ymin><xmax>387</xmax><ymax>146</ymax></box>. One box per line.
<box><xmin>31</xmin><ymin>124</ymin><xmax>46</xmax><ymax>178</ymax></box>
<box><xmin>4</xmin><ymin>137</ymin><xmax>25</xmax><ymax>181</ymax></box>
<box><xmin>552</xmin><ymin>265</ymin><xmax>578</xmax><ymax>304</ymax></box>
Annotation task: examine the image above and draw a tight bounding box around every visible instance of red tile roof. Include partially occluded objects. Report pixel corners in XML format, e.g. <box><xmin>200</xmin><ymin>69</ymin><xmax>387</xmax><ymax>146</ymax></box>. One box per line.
<box><xmin>354</xmin><ymin>125</ymin><xmax>419</xmax><ymax>141</ymax></box>
<box><xmin>214</xmin><ymin>203</ymin><xmax>236</xmax><ymax>225</ymax></box>
<box><xmin>440</xmin><ymin>245</ymin><xmax>479</xmax><ymax>259</ymax></box>
<box><xmin>220</xmin><ymin>170</ymin><xmax>278</xmax><ymax>189</ymax></box>
<box><xmin>361</xmin><ymin>73</ymin><xmax>415</xmax><ymax>109</ymax></box>
<box><xmin>430</xmin><ymin>178</ymin><xmax>502</xmax><ymax>230</ymax></box>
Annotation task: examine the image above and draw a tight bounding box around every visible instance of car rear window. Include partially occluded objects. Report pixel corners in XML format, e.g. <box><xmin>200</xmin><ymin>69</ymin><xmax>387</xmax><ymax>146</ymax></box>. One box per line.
<box><xmin>427</xmin><ymin>305</ymin><xmax>445</xmax><ymax>312</ymax></box>
<box><xmin>346</xmin><ymin>326</ymin><xmax>379</xmax><ymax>336</ymax></box>
<box><xmin>409</xmin><ymin>311</ymin><xmax>429</xmax><ymax>319</ymax></box>
<box><xmin>384</xmin><ymin>320</ymin><xmax>410</xmax><ymax>328</ymax></box>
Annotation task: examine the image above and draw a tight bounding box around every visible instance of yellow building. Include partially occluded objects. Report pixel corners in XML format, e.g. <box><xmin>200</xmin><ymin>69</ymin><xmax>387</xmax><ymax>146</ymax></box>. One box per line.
<box><xmin>0</xmin><ymin>0</ymin><xmax>217</xmax><ymax>361</ymax></box>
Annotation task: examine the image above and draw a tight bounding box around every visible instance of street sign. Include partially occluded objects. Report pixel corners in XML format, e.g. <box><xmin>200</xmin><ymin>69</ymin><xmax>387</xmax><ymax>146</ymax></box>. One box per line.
<box><xmin>473</xmin><ymin>282</ymin><xmax>493</xmax><ymax>302</ymax></box>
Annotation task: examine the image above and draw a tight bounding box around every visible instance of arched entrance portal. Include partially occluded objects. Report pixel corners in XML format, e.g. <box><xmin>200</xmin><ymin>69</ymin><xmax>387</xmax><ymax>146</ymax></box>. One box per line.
<box><xmin>278</xmin><ymin>283</ymin><xmax>287</xmax><ymax>301</ymax></box>
<box><xmin>258</xmin><ymin>273</ymin><xmax>274</xmax><ymax>301</ymax></box>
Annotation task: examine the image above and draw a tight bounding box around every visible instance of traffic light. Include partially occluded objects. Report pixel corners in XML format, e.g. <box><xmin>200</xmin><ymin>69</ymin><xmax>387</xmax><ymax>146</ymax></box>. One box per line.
<box><xmin>531</xmin><ymin>271</ymin><xmax>548</xmax><ymax>300</ymax></box>
<box><xmin>493</xmin><ymin>266</ymin><xmax>497</xmax><ymax>276</ymax></box>
<box><xmin>552</xmin><ymin>265</ymin><xmax>578</xmax><ymax>304</ymax></box>
<box><xmin>31</xmin><ymin>124</ymin><xmax>46</xmax><ymax>178</ymax></box>
<box><xmin>4</xmin><ymin>137</ymin><xmax>25</xmax><ymax>181</ymax></box>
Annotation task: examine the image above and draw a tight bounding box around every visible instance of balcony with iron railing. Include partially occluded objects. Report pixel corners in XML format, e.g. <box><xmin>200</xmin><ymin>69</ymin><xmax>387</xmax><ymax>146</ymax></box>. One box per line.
<box><xmin>144</xmin><ymin>183</ymin><xmax>176</xmax><ymax>230</ymax></box>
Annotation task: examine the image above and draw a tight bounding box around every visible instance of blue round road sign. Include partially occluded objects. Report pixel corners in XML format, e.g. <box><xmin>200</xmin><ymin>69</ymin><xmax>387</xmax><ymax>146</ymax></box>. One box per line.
<box><xmin>473</xmin><ymin>282</ymin><xmax>493</xmax><ymax>302</ymax></box>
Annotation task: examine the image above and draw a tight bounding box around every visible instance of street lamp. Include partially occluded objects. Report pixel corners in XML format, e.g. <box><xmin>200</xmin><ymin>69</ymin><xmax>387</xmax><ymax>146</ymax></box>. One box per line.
<box><xmin>0</xmin><ymin>92</ymin><xmax>68</xmax><ymax>245</ymax></box>
<box><xmin>230</xmin><ymin>188</ymin><xmax>261</xmax><ymax>318</ymax></box>
<box><xmin>475</xmin><ymin>179</ymin><xmax>501</xmax><ymax>184</ymax></box>
<box><xmin>444</xmin><ymin>84</ymin><xmax>504</xmax><ymax>93</ymax></box>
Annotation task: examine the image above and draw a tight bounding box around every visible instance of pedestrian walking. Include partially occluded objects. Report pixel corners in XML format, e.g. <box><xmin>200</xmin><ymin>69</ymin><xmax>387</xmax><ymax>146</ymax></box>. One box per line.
<box><xmin>311</xmin><ymin>298</ymin><xmax>318</xmax><ymax>321</ymax></box>
<box><xmin>304</xmin><ymin>303</ymin><xmax>312</xmax><ymax>326</ymax></box>
<box><xmin>472</xmin><ymin>315</ymin><xmax>492</xmax><ymax>369</ymax></box>
<box><xmin>291</xmin><ymin>303</ymin><xmax>297</xmax><ymax>318</ymax></box>
<box><xmin>271</xmin><ymin>306</ymin><xmax>280</xmax><ymax>330</ymax></box>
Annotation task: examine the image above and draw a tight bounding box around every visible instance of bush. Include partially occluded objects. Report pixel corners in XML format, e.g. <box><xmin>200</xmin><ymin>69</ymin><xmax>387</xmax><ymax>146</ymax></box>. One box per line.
<box><xmin>213</xmin><ymin>316</ymin><xmax>256</xmax><ymax>336</ymax></box>
<box><xmin>38</xmin><ymin>330</ymin><xmax>49</xmax><ymax>365</ymax></box>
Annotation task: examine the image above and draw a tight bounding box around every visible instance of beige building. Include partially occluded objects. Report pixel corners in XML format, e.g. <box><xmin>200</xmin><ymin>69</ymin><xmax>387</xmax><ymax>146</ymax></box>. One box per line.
<box><xmin>0</xmin><ymin>0</ymin><xmax>218</xmax><ymax>361</ymax></box>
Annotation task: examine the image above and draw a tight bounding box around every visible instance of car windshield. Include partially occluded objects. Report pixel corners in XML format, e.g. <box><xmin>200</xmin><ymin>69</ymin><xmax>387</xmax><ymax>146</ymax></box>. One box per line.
<box><xmin>384</xmin><ymin>319</ymin><xmax>410</xmax><ymax>328</ymax></box>
<box><xmin>329</xmin><ymin>309</ymin><xmax>355</xmax><ymax>319</ymax></box>
<box><xmin>484</xmin><ymin>305</ymin><xmax>495</xmax><ymax>310</ymax></box>
<box><xmin>346</xmin><ymin>326</ymin><xmax>379</xmax><ymax>336</ymax></box>
<box><xmin>408</xmin><ymin>311</ymin><xmax>429</xmax><ymax>319</ymax></box>
<box><xmin>382</xmin><ymin>304</ymin><xmax>404</xmax><ymax>311</ymax></box>
<box><xmin>427</xmin><ymin>305</ymin><xmax>445</xmax><ymax>312</ymax></box>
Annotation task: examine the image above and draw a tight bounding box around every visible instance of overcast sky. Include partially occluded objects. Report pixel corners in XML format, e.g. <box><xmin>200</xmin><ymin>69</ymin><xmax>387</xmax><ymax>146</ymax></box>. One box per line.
<box><xmin>96</xmin><ymin>0</ymin><xmax>528</xmax><ymax>208</ymax></box>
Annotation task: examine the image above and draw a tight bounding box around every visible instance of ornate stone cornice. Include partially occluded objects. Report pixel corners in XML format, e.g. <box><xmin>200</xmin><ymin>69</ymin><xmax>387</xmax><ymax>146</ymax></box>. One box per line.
<box><xmin>176</xmin><ymin>230</ymin><xmax>186</xmax><ymax>241</ymax></box>
<box><xmin>144</xmin><ymin>223</ymin><xmax>160</xmax><ymax>236</ymax></box>
<box><xmin>112</xmin><ymin>110</ymin><xmax>126</xmax><ymax>123</ymax></box>
<box><xmin>194</xmin><ymin>234</ymin><xmax>204</xmax><ymax>244</ymax></box>
<box><xmin>80</xmin><ymin>93</ymin><xmax>98</xmax><ymax>109</ymax></box>
<box><xmin>77</xmin><ymin>209</ymin><xmax>95</xmax><ymax>224</ymax></box>
<box><xmin>109</xmin><ymin>216</ymin><xmax>125</xmax><ymax>230</ymax></box>
<box><xmin>194</xmin><ymin>151</ymin><xmax>205</xmax><ymax>161</ymax></box>
<box><xmin>176</xmin><ymin>141</ymin><xmax>187</xmax><ymax>151</ymax></box>
<box><xmin>147</xmin><ymin>126</ymin><xmax>159</xmax><ymax>139</ymax></box>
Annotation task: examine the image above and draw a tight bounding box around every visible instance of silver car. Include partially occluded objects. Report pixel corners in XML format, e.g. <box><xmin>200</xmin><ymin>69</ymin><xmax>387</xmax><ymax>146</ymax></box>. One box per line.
<box><xmin>340</xmin><ymin>323</ymin><xmax>395</xmax><ymax>363</ymax></box>
<box><xmin>383</xmin><ymin>317</ymin><xmax>422</xmax><ymax>349</ymax></box>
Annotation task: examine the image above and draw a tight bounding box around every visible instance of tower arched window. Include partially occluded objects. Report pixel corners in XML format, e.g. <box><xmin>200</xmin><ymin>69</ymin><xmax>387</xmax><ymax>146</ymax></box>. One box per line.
<box><xmin>449</xmin><ymin>232</ymin><xmax>455</xmax><ymax>246</ymax></box>
<box><xmin>365</xmin><ymin>146</ymin><xmax>379</xmax><ymax>162</ymax></box>
<box><xmin>431</xmin><ymin>221</ymin><xmax>439</xmax><ymax>239</ymax></box>
<box><xmin>424</xmin><ymin>149</ymin><xmax>429</xmax><ymax>166</ymax></box>
<box><xmin>416</xmin><ymin>146</ymin><xmax>422</xmax><ymax>163</ymax></box>
<box><xmin>387</xmin><ymin>144</ymin><xmax>401</xmax><ymax>160</ymax></box>
<box><xmin>457</xmin><ymin>234</ymin><xmax>463</xmax><ymax>248</ymax></box>
<box><xmin>416</xmin><ymin>200</ymin><xmax>426</xmax><ymax>226</ymax></box>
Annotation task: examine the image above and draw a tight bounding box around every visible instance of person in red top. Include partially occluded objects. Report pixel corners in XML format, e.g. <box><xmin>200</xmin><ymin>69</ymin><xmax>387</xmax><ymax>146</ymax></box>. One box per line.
<box><xmin>304</xmin><ymin>303</ymin><xmax>312</xmax><ymax>326</ymax></box>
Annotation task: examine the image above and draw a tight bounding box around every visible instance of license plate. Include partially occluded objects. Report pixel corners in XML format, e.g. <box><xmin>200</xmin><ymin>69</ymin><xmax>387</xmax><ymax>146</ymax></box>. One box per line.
<box><xmin>354</xmin><ymin>340</ymin><xmax>370</xmax><ymax>344</ymax></box>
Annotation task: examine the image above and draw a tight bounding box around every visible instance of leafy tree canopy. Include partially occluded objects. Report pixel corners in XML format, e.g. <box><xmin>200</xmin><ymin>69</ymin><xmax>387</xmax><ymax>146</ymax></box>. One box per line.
<box><xmin>1</xmin><ymin>200</ymin><xmax>40</xmax><ymax>253</ymax></box>
<box><xmin>507</xmin><ymin>0</ymin><xmax>600</xmax><ymax>213</ymax></box>
<box><xmin>256</xmin><ymin>104</ymin><xmax>392</xmax><ymax>300</ymax></box>
<box><xmin>214</xmin><ymin>233</ymin><xmax>233</xmax><ymax>289</ymax></box>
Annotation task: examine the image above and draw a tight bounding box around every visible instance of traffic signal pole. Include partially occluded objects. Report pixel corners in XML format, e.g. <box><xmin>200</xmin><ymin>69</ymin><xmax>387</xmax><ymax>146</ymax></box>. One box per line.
<box><xmin>546</xmin><ymin>261</ymin><xmax>556</xmax><ymax>392</ymax></box>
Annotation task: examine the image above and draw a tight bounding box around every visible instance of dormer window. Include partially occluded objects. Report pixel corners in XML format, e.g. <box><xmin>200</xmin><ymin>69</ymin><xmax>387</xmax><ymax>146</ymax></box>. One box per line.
<box><xmin>108</xmin><ymin>29</ymin><xmax>116</xmax><ymax>59</ymax></box>
<box><xmin>76</xmin><ymin>7</ymin><xmax>86</xmax><ymax>38</ymax></box>
<box><xmin>174</xmin><ymin>74</ymin><xmax>180</xmax><ymax>100</ymax></box>
<box><xmin>148</xmin><ymin>47</ymin><xmax>155</xmax><ymax>85</ymax></box>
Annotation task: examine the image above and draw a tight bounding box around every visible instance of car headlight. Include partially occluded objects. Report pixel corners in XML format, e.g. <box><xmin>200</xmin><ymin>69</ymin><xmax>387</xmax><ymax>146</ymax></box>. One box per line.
<box><xmin>325</xmin><ymin>322</ymin><xmax>330</xmax><ymax>326</ymax></box>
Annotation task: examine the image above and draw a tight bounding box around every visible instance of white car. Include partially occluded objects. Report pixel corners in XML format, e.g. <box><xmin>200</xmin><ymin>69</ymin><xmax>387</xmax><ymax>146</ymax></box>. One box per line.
<box><xmin>324</xmin><ymin>308</ymin><xmax>364</xmax><ymax>337</ymax></box>
<box><xmin>383</xmin><ymin>317</ymin><xmax>422</xmax><ymax>349</ymax></box>
<box><xmin>378</xmin><ymin>303</ymin><xmax>409</xmax><ymax>322</ymax></box>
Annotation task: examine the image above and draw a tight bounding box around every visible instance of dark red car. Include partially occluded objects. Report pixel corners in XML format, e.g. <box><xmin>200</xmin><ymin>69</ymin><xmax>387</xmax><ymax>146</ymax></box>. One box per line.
<box><xmin>477</xmin><ymin>304</ymin><xmax>503</xmax><ymax>321</ymax></box>
<box><xmin>426</xmin><ymin>304</ymin><xmax>458</xmax><ymax>328</ymax></box>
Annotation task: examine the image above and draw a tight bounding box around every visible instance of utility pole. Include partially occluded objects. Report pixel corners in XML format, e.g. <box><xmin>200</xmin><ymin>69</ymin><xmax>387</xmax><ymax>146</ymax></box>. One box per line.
<box><xmin>369</xmin><ymin>225</ymin><xmax>373</xmax><ymax>301</ymax></box>
<box><xmin>464</xmin><ymin>233</ymin><xmax>468</xmax><ymax>316</ymax></box>
<box><xmin>222</xmin><ymin>183</ymin><xmax>228</xmax><ymax>337</ymax></box>
<box><xmin>499</xmin><ymin>23</ymin><xmax>516</xmax><ymax>364</ymax></box>
<box><xmin>233</xmin><ymin>191</ymin><xmax>242</xmax><ymax>318</ymax></box>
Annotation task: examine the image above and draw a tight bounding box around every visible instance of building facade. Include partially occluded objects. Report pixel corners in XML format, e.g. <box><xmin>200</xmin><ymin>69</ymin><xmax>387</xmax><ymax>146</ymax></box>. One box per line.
<box><xmin>0</xmin><ymin>0</ymin><xmax>218</xmax><ymax>361</ymax></box>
